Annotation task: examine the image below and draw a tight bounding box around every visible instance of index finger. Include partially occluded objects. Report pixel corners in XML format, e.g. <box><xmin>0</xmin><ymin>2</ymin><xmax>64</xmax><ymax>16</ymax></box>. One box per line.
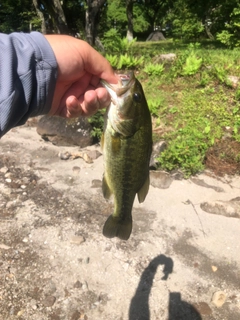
<box><xmin>81</xmin><ymin>41</ymin><xmax>118</xmax><ymax>84</ymax></box>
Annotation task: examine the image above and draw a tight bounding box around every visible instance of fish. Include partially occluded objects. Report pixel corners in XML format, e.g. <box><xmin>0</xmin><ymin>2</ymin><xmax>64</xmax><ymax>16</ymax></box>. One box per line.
<box><xmin>100</xmin><ymin>72</ymin><xmax>152</xmax><ymax>240</ymax></box>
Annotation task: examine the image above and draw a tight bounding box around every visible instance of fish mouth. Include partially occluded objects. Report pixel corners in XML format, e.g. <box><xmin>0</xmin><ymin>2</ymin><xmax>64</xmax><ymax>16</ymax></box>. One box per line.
<box><xmin>101</xmin><ymin>72</ymin><xmax>135</xmax><ymax>97</ymax></box>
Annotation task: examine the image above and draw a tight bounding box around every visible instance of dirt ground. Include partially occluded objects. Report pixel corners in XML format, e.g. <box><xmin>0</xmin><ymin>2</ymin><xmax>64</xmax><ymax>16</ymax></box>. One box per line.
<box><xmin>0</xmin><ymin>126</ymin><xmax>240</xmax><ymax>320</ymax></box>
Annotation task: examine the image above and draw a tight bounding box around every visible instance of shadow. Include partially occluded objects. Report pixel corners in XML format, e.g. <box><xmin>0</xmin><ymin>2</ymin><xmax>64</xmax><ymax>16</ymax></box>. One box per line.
<box><xmin>129</xmin><ymin>254</ymin><xmax>202</xmax><ymax>320</ymax></box>
<box><xmin>168</xmin><ymin>292</ymin><xmax>202</xmax><ymax>320</ymax></box>
<box><xmin>129</xmin><ymin>254</ymin><xmax>173</xmax><ymax>320</ymax></box>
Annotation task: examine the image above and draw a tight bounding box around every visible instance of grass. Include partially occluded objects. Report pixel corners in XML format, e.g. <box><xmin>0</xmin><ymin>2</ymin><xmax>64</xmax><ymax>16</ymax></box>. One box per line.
<box><xmin>93</xmin><ymin>39</ymin><xmax>240</xmax><ymax>177</ymax></box>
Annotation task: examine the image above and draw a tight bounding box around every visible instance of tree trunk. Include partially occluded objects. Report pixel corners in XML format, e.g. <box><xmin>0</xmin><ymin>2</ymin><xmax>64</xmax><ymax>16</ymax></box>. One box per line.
<box><xmin>204</xmin><ymin>24</ymin><xmax>214</xmax><ymax>40</ymax></box>
<box><xmin>126</xmin><ymin>0</ymin><xmax>133</xmax><ymax>41</ymax></box>
<box><xmin>52</xmin><ymin>0</ymin><xmax>69</xmax><ymax>34</ymax></box>
<box><xmin>204</xmin><ymin>17</ymin><xmax>214</xmax><ymax>40</ymax></box>
<box><xmin>38</xmin><ymin>0</ymin><xmax>69</xmax><ymax>34</ymax></box>
<box><xmin>85</xmin><ymin>0</ymin><xmax>106</xmax><ymax>46</ymax></box>
<box><xmin>32</xmin><ymin>0</ymin><xmax>47</xmax><ymax>34</ymax></box>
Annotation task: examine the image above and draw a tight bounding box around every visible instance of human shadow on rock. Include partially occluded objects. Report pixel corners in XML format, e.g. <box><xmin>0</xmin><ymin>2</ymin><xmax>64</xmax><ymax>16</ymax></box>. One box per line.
<box><xmin>168</xmin><ymin>292</ymin><xmax>202</xmax><ymax>320</ymax></box>
<box><xmin>129</xmin><ymin>254</ymin><xmax>202</xmax><ymax>320</ymax></box>
<box><xmin>128</xmin><ymin>254</ymin><xmax>173</xmax><ymax>320</ymax></box>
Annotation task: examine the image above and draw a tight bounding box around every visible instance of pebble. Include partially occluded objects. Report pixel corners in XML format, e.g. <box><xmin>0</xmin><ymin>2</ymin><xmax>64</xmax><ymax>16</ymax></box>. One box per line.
<box><xmin>21</xmin><ymin>177</ymin><xmax>30</xmax><ymax>184</ymax></box>
<box><xmin>150</xmin><ymin>170</ymin><xmax>173</xmax><ymax>189</ymax></box>
<box><xmin>58</xmin><ymin>151</ymin><xmax>70</xmax><ymax>160</ymax></box>
<box><xmin>0</xmin><ymin>243</ymin><xmax>11</xmax><ymax>250</ymax></box>
<box><xmin>73</xmin><ymin>280</ymin><xmax>82</xmax><ymax>289</ymax></box>
<box><xmin>72</xmin><ymin>166</ymin><xmax>81</xmax><ymax>174</ymax></box>
<box><xmin>5</xmin><ymin>178</ymin><xmax>12</xmax><ymax>183</ymax></box>
<box><xmin>30</xmin><ymin>299</ymin><xmax>37</xmax><ymax>310</ymax></box>
<box><xmin>42</xmin><ymin>295</ymin><xmax>56</xmax><ymax>307</ymax></box>
<box><xmin>212</xmin><ymin>265</ymin><xmax>218</xmax><ymax>272</ymax></box>
<box><xmin>86</xmin><ymin>149</ymin><xmax>102</xmax><ymax>160</ymax></box>
<box><xmin>6</xmin><ymin>200</ymin><xmax>20</xmax><ymax>209</ymax></box>
<box><xmin>91</xmin><ymin>179</ymin><xmax>102</xmax><ymax>188</ymax></box>
<box><xmin>4</xmin><ymin>172</ymin><xmax>12</xmax><ymax>178</ymax></box>
<box><xmin>70</xmin><ymin>236</ymin><xmax>85</xmax><ymax>245</ymax></box>
<box><xmin>193</xmin><ymin>302</ymin><xmax>212</xmax><ymax>315</ymax></box>
<box><xmin>212</xmin><ymin>291</ymin><xmax>227</xmax><ymax>307</ymax></box>
<box><xmin>0</xmin><ymin>166</ymin><xmax>8</xmax><ymax>173</ymax></box>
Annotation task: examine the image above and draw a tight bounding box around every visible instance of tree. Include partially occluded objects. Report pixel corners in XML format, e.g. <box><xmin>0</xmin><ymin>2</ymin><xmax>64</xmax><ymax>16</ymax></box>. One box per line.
<box><xmin>85</xmin><ymin>0</ymin><xmax>106</xmax><ymax>45</ymax></box>
<box><xmin>185</xmin><ymin>0</ymin><xmax>238</xmax><ymax>39</ymax></box>
<box><xmin>32</xmin><ymin>0</ymin><xmax>47</xmax><ymax>33</ymax></box>
<box><xmin>126</xmin><ymin>0</ymin><xmax>133</xmax><ymax>41</ymax></box>
<box><xmin>167</xmin><ymin>0</ymin><xmax>204</xmax><ymax>40</ymax></box>
<box><xmin>217</xmin><ymin>3</ymin><xmax>240</xmax><ymax>47</ymax></box>
<box><xmin>0</xmin><ymin>0</ymin><xmax>40</xmax><ymax>33</ymax></box>
<box><xmin>33</xmin><ymin>0</ymin><xmax>69</xmax><ymax>34</ymax></box>
<box><xmin>105</xmin><ymin>0</ymin><xmax>150</xmax><ymax>39</ymax></box>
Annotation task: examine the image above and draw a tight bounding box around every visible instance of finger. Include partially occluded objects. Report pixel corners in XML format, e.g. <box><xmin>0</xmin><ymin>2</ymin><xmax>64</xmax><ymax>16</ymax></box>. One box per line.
<box><xmin>81</xmin><ymin>90</ymin><xmax>100</xmax><ymax>117</ymax></box>
<box><xmin>64</xmin><ymin>96</ymin><xmax>83</xmax><ymax>118</ymax></box>
<box><xmin>95</xmin><ymin>87</ymin><xmax>112</xmax><ymax>109</ymax></box>
<box><xmin>64</xmin><ymin>91</ymin><xmax>100</xmax><ymax>118</ymax></box>
<box><xmin>81</xmin><ymin>42</ymin><xmax>118</xmax><ymax>84</ymax></box>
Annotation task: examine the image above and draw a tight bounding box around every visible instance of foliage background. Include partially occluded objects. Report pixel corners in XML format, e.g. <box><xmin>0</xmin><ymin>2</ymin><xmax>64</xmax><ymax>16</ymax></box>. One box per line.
<box><xmin>1</xmin><ymin>0</ymin><xmax>240</xmax><ymax>177</ymax></box>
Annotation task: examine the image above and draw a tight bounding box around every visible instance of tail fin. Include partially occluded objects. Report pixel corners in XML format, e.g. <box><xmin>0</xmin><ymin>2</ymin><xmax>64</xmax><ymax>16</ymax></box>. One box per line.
<box><xmin>103</xmin><ymin>215</ymin><xmax>132</xmax><ymax>240</ymax></box>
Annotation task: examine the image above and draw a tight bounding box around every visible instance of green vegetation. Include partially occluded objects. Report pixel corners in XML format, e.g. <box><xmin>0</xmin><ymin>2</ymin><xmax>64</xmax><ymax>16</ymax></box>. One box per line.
<box><xmin>91</xmin><ymin>37</ymin><xmax>240</xmax><ymax>177</ymax></box>
<box><xmin>2</xmin><ymin>0</ymin><xmax>240</xmax><ymax>177</ymax></box>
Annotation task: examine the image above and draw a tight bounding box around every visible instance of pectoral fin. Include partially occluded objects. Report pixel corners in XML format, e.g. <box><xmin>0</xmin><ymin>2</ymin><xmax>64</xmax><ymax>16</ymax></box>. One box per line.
<box><xmin>102</xmin><ymin>175</ymin><xmax>112</xmax><ymax>199</ymax></box>
<box><xmin>137</xmin><ymin>175</ymin><xmax>150</xmax><ymax>203</ymax></box>
<box><xmin>100</xmin><ymin>133</ymin><xmax>104</xmax><ymax>150</ymax></box>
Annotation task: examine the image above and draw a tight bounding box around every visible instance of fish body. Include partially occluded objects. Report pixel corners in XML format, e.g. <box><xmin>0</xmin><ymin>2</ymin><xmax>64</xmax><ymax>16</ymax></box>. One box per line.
<box><xmin>101</xmin><ymin>72</ymin><xmax>152</xmax><ymax>240</ymax></box>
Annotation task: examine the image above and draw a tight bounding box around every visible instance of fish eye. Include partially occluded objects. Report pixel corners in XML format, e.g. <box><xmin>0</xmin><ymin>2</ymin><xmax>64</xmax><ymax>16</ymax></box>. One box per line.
<box><xmin>133</xmin><ymin>92</ymin><xmax>141</xmax><ymax>102</ymax></box>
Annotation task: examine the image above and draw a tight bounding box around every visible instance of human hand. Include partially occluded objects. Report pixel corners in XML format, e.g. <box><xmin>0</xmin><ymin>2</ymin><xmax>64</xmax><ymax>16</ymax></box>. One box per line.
<box><xmin>44</xmin><ymin>35</ymin><xmax>117</xmax><ymax>118</ymax></box>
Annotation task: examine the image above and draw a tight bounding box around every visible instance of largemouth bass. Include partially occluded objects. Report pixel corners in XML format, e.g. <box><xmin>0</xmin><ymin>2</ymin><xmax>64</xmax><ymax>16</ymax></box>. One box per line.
<box><xmin>100</xmin><ymin>72</ymin><xmax>152</xmax><ymax>240</ymax></box>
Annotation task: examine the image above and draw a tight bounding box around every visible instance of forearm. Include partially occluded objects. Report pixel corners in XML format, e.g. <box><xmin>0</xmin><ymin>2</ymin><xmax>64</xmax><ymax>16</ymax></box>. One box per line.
<box><xmin>0</xmin><ymin>32</ymin><xmax>57</xmax><ymax>137</ymax></box>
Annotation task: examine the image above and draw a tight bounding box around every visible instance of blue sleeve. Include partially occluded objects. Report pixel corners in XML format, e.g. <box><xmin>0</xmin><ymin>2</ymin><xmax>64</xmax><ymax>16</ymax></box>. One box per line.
<box><xmin>0</xmin><ymin>32</ymin><xmax>58</xmax><ymax>137</ymax></box>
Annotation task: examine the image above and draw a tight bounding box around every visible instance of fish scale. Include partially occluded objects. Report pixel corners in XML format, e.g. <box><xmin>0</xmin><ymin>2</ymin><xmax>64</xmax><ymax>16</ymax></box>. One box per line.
<box><xmin>101</xmin><ymin>72</ymin><xmax>152</xmax><ymax>240</ymax></box>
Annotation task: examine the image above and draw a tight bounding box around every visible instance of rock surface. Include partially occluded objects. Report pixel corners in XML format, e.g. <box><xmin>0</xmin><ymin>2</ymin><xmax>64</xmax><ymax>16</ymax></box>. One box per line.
<box><xmin>211</xmin><ymin>291</ymin><xmax>227</xmax><ymax>308</ymax></box>
<box><xmin>0</xmin><ymin>126</ymin><xmax>240</xmax><ymax>320</ymax></box>
<box><xmin>200</xmin><ymin>198</ymin><xmax>240</xmax><ymax>218</ymax></box>
<box><xmin>36</xmin><ymin>115</ymin><xmax>93</xmax><ymax>147</ymax></box>
<box><xmin>153</xmin><ymin>53</ymin><xmax>177</xmax><ymax>63</ymax></box>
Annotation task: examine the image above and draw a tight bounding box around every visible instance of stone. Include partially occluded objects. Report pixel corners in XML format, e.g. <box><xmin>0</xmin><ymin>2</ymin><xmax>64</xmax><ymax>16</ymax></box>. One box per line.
<box><xmin>171</xmin><ymin>169</ymin><xmax>184</xmax><ymax>180</ymax></box>
<box><xmin>212</xmin><ymin>265</ymin><xmax>218</xmax><ymax>272</ymax></box>
<box><xmin>227</xmin><ymin>75</ymin><xmax>239</xmax><ymax>88</ymax></box>
<box><xmin>153</xmin><ymin>53</ymin><xmax>177</xmax><ymax>63</ymax></box>
<box><xmin>150</xmin><ymin>170</ymin><xmax>173</xmax><ymax>189</ymax></box>
<box><xmin>149</xmin><ymin>141</ymin><xmax>167</xmax><ymax>169</ymax></box>
<box><xmin>37</xmin><ymin>115</ymin><xmax>93</xmax><ymax>147</ymax></box>
<box><xmin>73</xmin><ymin>280</ymin><xmax>82</xmax><ymax>289</ymax></box>
<box><xmin>91</xmin><ymin>179</ymin><xmax>102</xmax><ymax>188</ymax></box>
<box><xmin>72</xmin><ymin>166</ymin><xmax>81</xmax><ymax>175</ymax></box>
<box><xmin>191</xmin><ymin>177</ymin><xmax>224</xmax><ymax>192</ymax></box>
<box><xmin>58</xmin><ymin>152</ymin><xmax>71</xmax><ymax>160</ymax></box>
<box><xmin>212</xmin><ymin>291</ymin><xmax>227</xmax><ymax>308</ymax></box>
<box><xmin>70</xmin><ymin>236</ymin><xmax>85</xmax><ymax>245</ymax></box>
<box><xmin>0</xmin><ymin>166</ymin><xmax>8</xmax><ymax>174</ymax></box>
<box><xmin>42</xmin><ymin>295</ymin><xmax>56</xmax><ymax>307</ymax></box>
<box><xmin>0</xmin><ymin>243</ymin><xmax>11</xmax><ymax>250</ymax></box>
<box><xmin>86</xmin><ymin>149</ymin><xmax>102</xmax><ymax>160</ymax></box>
<box><xmin>200</xmin><ymin>198</ymin><xmax>240</xmax><ymax>218</ymax></box>
<box><xmin>193</xmin><ymin>302</ymin><xmax>212</xmax><ymax>315</ymax></box>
